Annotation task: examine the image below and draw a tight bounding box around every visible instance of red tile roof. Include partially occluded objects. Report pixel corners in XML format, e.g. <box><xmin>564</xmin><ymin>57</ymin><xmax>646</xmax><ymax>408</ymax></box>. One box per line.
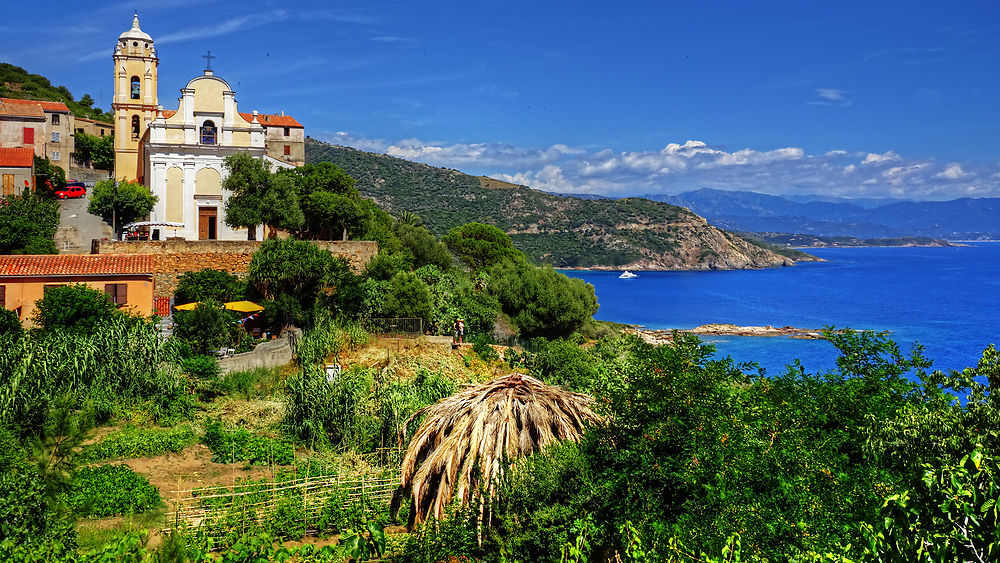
<box><xmin>257</xmin><ymin>113</ymin><xmax>303</xmax><ymax>128</ymax></box>
<box><xmin>0</xmin><ymin>101</ymin><xmax>45</xmax><ymax>118</ymax></box>
<box><xmin>161</xmin><ymin>110</ymin><xmax>177</xmax><ymax>119</ymax></box>
<box><xmin>238</xmin><ymin>112</ymin><xmax>303</xmax><ymax>128</ymax></box>
<box><xmin>0</xmin><ymin>147</ymin><xmax>34</xmax><ymax>168</ymax></box>
<box><xmin>0</xmin><ymin>254</ymin><xmax>155</xmax><ymax>277</ymax></box>
<box><xmin>1</xmin><ymin>98</ymin><xmax>71</xmax><ymax>113</ymax></box>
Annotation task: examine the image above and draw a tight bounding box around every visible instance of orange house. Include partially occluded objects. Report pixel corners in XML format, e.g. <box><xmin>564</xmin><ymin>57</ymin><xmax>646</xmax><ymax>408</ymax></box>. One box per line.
<box><xmin>0</xmin><ymin>254</ymin><xmax>155</xmax><ymax>326</ymax></box>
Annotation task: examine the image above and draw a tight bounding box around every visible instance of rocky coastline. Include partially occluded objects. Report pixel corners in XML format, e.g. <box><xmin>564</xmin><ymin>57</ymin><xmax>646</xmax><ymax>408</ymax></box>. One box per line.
<box><xmin>636</xmin><ymin>323</ymin><xmax>835</xmax><ymax>346</ymax></box>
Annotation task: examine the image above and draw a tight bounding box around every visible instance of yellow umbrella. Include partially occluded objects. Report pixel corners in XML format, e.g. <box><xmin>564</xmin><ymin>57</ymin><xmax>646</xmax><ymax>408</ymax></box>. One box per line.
<box><xmin>173</xmin><ymin>302</ymin><xmax>199</xmax><ymax>311</ymax></box>
<box><xmin>224</xmin><ymin>301</ymin><xmax>264</xmax><ymax>313</ymax></box>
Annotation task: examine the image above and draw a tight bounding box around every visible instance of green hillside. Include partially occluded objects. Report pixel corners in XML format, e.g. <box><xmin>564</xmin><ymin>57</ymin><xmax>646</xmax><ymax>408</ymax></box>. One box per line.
<box><xmin>0</xmin><ymin>63</ymin><xmax>113</xmax><ymax>122</ymax></box>
<box><xmin>306</xmin><ymin>139</ymin><xmax>813</xmax><ymax>269</ymax></box>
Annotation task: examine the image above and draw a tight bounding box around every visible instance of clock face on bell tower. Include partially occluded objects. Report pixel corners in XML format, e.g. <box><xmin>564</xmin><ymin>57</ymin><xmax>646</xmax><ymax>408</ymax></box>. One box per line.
<box><xmin>112</xmin><ymin>13</ymin><xmax>159</xmax><ymax>183</ymax></box>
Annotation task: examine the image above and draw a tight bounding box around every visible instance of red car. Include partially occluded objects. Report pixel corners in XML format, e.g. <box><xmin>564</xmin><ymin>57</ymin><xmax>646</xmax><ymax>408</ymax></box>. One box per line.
<box><xmin>56</xmin><ymin>183</ymin><xmax>86</xmax><ymax>199</ymax></box>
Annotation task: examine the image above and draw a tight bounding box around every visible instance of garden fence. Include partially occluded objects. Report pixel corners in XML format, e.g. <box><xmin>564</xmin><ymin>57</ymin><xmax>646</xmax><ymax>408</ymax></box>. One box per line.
<box><xmin>164</xmin><ymin>465</ymin><xmax>401</xmax><ymax>539</ymax></box>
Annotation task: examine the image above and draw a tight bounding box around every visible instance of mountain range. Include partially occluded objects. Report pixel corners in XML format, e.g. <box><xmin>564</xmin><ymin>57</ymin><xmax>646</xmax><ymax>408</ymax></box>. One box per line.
<box><xmin>305</xmin><ymin>140</ymin><xmax>815</xmax><ymax>270</ymax></box>
<box><xmin>641</xmin><ymin>189</ymin><xmax>1000</xmax><ymax>239</ymax></box>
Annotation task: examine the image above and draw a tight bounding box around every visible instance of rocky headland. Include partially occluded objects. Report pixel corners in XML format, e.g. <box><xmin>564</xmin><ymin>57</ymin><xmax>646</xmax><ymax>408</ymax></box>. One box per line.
<box><xmin>637</xmin><ymin>323</ymin><xmax>835</xmax><ymax>346</ymax></box>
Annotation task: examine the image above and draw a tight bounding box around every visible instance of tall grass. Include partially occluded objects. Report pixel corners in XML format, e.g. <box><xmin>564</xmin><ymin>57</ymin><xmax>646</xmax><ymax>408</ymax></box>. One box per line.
<box><xmin>0</xmin><ymin>317</ymin><xmax>187</xmax><ymax>433</ymax></box>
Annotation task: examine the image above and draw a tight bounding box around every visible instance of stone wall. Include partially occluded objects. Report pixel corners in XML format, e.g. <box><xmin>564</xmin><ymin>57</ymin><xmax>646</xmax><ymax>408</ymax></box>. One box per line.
<box><xmin>93</xmin><ymin>239</ymin><xmax>377</xmax><ymax>297</ymax></box>
<box><xmin>218</xmin><ymin>328</ymin><xmax>300</xmax><ymax>374</ymax></box>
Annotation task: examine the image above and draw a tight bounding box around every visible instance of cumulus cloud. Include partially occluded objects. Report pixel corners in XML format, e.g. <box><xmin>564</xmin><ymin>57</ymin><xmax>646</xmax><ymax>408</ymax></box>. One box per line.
<box><xmin>317</xmin><ymin>131</ymin><xmax>1000</xmax><ymax>200</ymax></box>
<box><xmin>861</xmin><ymin>151</ymin><xmax>901</xmax><ymax>165</ymax></box>
<box><xmin>935</xmin><ymin>163</ymin><xmax>967</xmax><ymax>180</ymax></box>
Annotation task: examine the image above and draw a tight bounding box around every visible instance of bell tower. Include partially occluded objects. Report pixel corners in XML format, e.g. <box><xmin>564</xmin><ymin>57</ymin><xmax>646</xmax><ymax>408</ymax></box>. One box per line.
<box><xmin>112</xmin><ymin>13</ymin><xmax>158</xmax><ymax>182</ymax></box>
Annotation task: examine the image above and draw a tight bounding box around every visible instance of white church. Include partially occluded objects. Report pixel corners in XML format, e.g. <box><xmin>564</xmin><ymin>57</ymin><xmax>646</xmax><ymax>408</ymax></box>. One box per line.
<box><xmin>112</xmin><ymin>14</ymin><xmax>304</xmax><ymax>241</ymax></box>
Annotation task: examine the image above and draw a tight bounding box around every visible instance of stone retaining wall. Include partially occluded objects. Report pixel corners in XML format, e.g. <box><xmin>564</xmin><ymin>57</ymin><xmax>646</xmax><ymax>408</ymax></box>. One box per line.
<box><xmin>217</xmin><ymin>329</ymin><xmax>301</xmax><ymax>374</ymax></box>
<box><xmin>93</xmin><ymin>239</ymin><xmax>377</xmax><ymax>297</ymax></box>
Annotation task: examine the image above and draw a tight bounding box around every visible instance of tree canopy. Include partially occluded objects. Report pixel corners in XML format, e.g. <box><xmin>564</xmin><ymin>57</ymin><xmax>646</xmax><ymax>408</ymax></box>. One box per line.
<box><xmin>0</xmin><ymin>192</ymin><xmax>59</xmax><ymax>254</ymax></box>
<box><xmin>442</xmin><ymin>222</ymin><xmax>521</xmax><ymax>271</ymax></box>
<box><xmin>222</xmin><ymin>153</ymin><xmax>304</xmax><ymax>240</ymax></box>
<box><xmin>31</xmin><ymin>284</ymin><xmax>121</xmax><ymax>334</ymax></box>
<box><xmin>488</xmin><ymin>257</ymin><xmax>598</xmax><ymax>339</ymax></box>
<box><xmin>71</xmin><ymin>133</ymin><xmax>113</xmax><ymax>171</ymax></box>
<box><xmin>173</xmin><ymin>269</ymin><xmax>246</xmax><ymax>305</ymax></box>
<box><xmin>285</xmin><ymin>162</ymin><xmax>367</xmax><ymax>240</ymax></box>
<box><xmin>87</xmin><ymin>180</ymin><xmax>157</xmax><ymax>237</ymax></box>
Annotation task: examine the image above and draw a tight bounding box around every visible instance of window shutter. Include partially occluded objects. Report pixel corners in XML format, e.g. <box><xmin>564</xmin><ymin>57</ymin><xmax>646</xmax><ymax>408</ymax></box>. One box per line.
<box><xmin>104</xmin><ymin>284</ymin><xmax>127</xmax><ymax>306</ymax></box>
<box><xmin>23</xmin><ymin>127</ymin><xmax>34</xmax><ymax>144</ymax></box>
<box><xmin>0</xmin><ymin>285</ymin><xmax>5</xmax><ymax>309</ymax></box>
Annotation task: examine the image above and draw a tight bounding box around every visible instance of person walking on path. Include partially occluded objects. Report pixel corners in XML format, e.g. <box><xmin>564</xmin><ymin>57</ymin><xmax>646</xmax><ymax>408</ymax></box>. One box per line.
<box><xmin>454</xmin><ymin>318</ymin><xmax>465</xmax><ymax>344</ymax></box>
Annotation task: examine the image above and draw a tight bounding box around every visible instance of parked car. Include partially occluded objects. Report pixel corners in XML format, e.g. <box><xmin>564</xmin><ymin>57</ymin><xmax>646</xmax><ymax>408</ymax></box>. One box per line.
<box><xmin>55</xmin><ymin>183</ymin><xmax>86</xmax><ymax>199</ymax></box>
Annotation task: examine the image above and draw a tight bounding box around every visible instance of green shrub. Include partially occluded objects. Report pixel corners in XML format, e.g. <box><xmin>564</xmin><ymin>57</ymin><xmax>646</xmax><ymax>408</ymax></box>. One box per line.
<box><xmin>471</xmin><ymin>336</ymin><xmax>499</xmax><ymax>363</ymax></box>
<box><xmin>172</xmin><ymin>301</ymin><xmax>240</xmax><ymax>356</ymax></box>
<box><xmin>181</xmin><ymin>355</ymin><xmax>220</xmax><ymax>380</ymax></box>
<box><xmin>80</xmin><ymin>425</ymin><xmax>197</xmax><ymax>462</ymax></box>
<box><xmin>174</xmin><ymin>269</ymin><xmax>246</xmax><ymax>305</ymax></box>
<box><xmin>31</xmin><ymin>284</ymin><xmax>120</xmax><ymax>334</ymax></box>
<box><xmin>529</xmin><ymin>338</ymin><xmax>598</xmax><ymax>392</ymax></box>
<box><xmin>202</xmin><ymin>419</ymin><xmax>294</xmax><ymax>465</ymax></box>
<box><xmin>70</xmin><ymin>464</ymin><xmax>160</xmax><ymax>517</ymax></box>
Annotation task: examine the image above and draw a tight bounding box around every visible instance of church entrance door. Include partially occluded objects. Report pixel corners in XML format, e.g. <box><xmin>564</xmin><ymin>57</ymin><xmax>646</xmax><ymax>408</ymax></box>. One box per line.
<box><xmin>198</xmin><ymin>207</ymin><xmax>218</xmax><ymax>240</ymax></box>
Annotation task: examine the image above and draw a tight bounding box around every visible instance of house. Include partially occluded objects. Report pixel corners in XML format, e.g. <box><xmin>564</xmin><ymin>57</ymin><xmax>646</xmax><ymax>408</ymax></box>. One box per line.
<box><xmin>0</xmin><ymin>98</ymin><xmax>73</xmax><ymax>174</ymax></box>
<box><xmin>251</xmin><ymin>112</ymin><xmax>305</xmax><ymax>166</ymax></box>
<box><xmin>0</xmin><ymin>147</ymin><xmax>35</xmax><ymax>196</ymax></box>
<box><xmin>0</xmin><ymin>100</ymin><xmax>45</xmax><ymax>161</ymax></box>
<box><xmin>0</xmin><ymin>254</ymin><xmax>155</xmax><ymax>326</ymax></box>
<box><xmin>75</xmin><ymin>116</ymin><xmax>114</xmax><ymax>138</ymax></box>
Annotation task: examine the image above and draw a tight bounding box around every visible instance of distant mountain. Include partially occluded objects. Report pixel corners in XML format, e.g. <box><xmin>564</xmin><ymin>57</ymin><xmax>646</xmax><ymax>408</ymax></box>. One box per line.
<box><xmin>642</xmin><ymin>188</ymin><xmax>1000</xmax><ymax>239</ymax></box>
<box><xmin>306</xmin><ymin>139</ymin><xmax>816</xmax><ymax>270</ymax></box>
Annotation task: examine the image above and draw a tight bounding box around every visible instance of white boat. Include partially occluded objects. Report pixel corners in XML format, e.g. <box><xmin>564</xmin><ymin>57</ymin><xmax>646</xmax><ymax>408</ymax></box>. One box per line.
<box><xmin>619</xmin><ymin>270</ymin><xmax>638</xmax><ymax>279</ymax></box>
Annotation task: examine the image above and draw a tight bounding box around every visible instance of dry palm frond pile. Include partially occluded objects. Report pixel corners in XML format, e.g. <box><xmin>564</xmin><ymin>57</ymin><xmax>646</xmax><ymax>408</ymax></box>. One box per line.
<box><xmin>395</xmin><ymin>372</ymin><xmax>600</xmax><ymax>525</ymax></box>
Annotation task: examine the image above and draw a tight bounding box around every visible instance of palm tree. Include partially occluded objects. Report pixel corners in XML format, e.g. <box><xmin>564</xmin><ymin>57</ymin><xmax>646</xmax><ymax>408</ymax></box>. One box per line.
<box><xmin>394</xmin><ymin>372</ymin><xmax>600</xmax><ymax>525</ymax></box>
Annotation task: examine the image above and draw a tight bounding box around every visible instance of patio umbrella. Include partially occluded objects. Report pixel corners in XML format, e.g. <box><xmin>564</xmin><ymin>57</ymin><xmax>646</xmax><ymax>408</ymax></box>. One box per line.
<box><xmin>224</xmin><ymin>301</ymin><xmax>264</xmax><ymax>313</ymax></box>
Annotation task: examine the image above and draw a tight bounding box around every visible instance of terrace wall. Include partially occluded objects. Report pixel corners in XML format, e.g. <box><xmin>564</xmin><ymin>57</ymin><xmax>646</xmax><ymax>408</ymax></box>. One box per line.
<box><xmin>93</xmin><ymin>239</ymin><xmax>377</xmax><ymax>297</ymax></box>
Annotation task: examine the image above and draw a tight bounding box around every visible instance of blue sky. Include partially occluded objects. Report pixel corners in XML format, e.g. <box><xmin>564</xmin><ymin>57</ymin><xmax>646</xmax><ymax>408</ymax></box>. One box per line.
<box><xmin>3</xmin><ymin>0</ymin><xmax>999</xmax><ymax>200</ymax></box>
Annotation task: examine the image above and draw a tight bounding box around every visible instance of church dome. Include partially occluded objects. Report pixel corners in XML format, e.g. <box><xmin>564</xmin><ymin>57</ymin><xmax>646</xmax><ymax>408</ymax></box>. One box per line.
<box><xmin>119</xmin><ymin>14</ymin><xmax>152</xmax><ymax>42</ymax></box>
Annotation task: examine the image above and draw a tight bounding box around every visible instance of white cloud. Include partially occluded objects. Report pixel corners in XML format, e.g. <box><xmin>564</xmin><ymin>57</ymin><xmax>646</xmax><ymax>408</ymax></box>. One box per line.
<box><xmin>319</xmin><ymin>132</ymin><xmax>1000</xmax><ymax>200</ymax></box>
<box><xmin>809</xmin><ymin>88</ymin><xmax>852</xmax><ymax>106</ymax></box>
<box><xmin>935</xmin><ymin>163</ymin><xmax>967</xmax><ymax>180</ymax></box>
<box><xmin>862</xmin><ymin>151</ymin><xmax>900</xmax><ymax>165</ymax></box>
<box><xmin>816</xmin><ymin>88</ymin><xmax>848</xmax><ymax>101</ymax></box>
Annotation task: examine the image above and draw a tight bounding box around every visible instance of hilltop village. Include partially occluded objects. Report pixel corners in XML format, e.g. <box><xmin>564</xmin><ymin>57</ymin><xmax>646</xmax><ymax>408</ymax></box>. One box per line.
<box><xmin>0</xmin><ymin>13</ymin><xmax>997</xmax><ymax>563</ymax></box>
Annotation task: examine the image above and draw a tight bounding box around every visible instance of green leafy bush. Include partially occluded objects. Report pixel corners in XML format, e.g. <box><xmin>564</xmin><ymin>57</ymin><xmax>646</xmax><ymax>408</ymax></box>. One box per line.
<box><xmin>80</xmin><ymin>426</ymin><xmax>197</xmax><ymax>462</ymax></box>
<box><xmin>471</xmin><ymin>336</ymin><xmax>499</xmax><ymax>363</ymax></box>
<box><xmin>69</xmin><ymin>464</ymin><xmax>160</xmax><ymax>517</ymax></box>
<box><xmin>202</xmin><ymin>419</ymin><xmax>294</xmax><ymax>465</ymax></box>
<box><xmin>173</xmin><ymin>268</ymin><xmax>246</xmax><ymax>305</ymax></box>
<box><xmin>31</xmin><ymin>284</ymin><xmax>121</xmax><ymax>334</ymax></box>
<box><xmin>181</xmin><ymin>355</ymin><xmax>220</xmax><ymax>380</ymax></box>
<box><xmin>172</xmin><ymin>301</ymin><xmax>240</xmax><ymax>356</ymax></box>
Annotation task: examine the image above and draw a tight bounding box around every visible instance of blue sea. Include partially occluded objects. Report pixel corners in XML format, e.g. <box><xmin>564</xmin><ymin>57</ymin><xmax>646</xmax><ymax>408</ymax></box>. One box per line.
<box><xmin>563</xmin><ymin>243</ymin><xmax>1000</xmax><ymax>377</ymax></box>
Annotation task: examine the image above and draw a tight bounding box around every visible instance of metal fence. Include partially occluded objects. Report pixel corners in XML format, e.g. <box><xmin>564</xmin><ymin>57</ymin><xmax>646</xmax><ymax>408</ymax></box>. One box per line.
<box><xmin>361</xmin><ymin>317</ymin><xmax>424</xmax><ymax>336</ymax></box>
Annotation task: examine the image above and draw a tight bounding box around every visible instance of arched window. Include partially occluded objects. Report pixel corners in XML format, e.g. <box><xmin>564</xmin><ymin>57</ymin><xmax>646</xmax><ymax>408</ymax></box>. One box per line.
<box><xmin>130</xmin><ymin>76</ymin><xmax>140</xmax><ymax>100</ymax></box>
<box><xmin>200</xmin><ymin>120</ymin><xmax>217</xmax><ymax>145</ymax></box>
<box><xmin>131</xmin><ymin>115</ymin><xmax>141</xmax><ymax>140</ymax></box>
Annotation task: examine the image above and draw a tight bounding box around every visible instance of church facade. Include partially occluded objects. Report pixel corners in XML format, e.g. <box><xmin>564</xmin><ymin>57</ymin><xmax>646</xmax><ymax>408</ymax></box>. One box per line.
<box><xmin>113</xmin><ymin>15</ymin><xmax>304</xmax><ymax>241</ymax></box>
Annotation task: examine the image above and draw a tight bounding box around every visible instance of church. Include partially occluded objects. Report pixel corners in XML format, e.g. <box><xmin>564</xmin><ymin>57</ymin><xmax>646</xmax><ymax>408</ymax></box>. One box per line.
<box><xmin>113</xmin><ymin>15</ymin><xmax>305</xmax><ymax>241</ymax></box>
